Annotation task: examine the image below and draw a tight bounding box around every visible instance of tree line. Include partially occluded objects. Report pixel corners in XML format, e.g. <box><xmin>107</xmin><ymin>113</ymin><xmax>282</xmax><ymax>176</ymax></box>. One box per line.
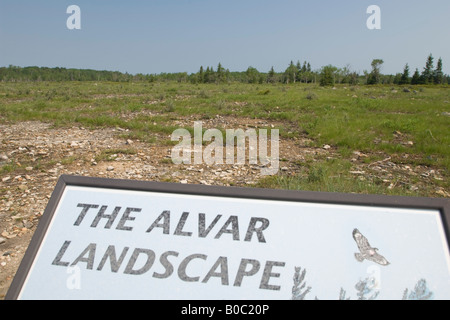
<box><xmin>398</xmin><ymin>54</ymin><xmax>445</xmax><ymax>85</ymax></box>
<box><xmin>0</xmin><ymin>65</ymin><xmax>153</xmax><ymax>82</ymax></box>
<box><xmin>1</xmin><ymin>54</ymin><xmax>448</xmax><ymax>85</ymax></box>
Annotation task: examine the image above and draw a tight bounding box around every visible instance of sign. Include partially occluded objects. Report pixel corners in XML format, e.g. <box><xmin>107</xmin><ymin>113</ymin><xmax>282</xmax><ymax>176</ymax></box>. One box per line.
<box><xmin>6</xmin><ymin>175</ymin><xmax>450</xmax><ymax>300</ymax></box>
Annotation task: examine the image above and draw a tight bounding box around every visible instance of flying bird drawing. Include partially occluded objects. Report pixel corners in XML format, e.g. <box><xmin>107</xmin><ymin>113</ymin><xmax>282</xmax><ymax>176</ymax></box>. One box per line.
<box><xmin>352</xmin><ymin>229</ymin><xmax>390</xmax><ymax>266</ymax></box>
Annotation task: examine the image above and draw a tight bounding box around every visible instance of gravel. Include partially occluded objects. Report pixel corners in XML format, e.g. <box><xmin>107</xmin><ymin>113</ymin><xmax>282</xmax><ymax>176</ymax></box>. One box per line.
<box><xmin>0</xmin><ymin>119</ymin><xmax>448</xmax><ymax>298</ymax></box>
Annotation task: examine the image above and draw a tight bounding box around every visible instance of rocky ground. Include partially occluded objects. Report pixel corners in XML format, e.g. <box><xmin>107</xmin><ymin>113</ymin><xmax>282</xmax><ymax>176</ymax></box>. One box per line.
<box><xmin>0</xmin><ymin>119</ymin><xmax>448</xmax><ymax>298</ymax></box>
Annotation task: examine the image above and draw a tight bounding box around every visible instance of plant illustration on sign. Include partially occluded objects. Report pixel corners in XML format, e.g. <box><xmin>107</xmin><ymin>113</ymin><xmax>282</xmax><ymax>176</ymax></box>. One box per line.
<box><xmin>291</xmin><ymin>228</ymin><xmax>434</xmax><ymax>300</ymax></box>
<box><xmin>402</xmin><ymin>279</ymin><xmax>434</xmax><ymax>300</ymax></box>
<box><xmin>291</xmin><ymin>267</ymin><xmax>311</xmax><ymax>300</ymax></box>
<box><xmin>291</xmin><ymin>267</ymin><xmax>433</xmax><ymax>300</ymax></box>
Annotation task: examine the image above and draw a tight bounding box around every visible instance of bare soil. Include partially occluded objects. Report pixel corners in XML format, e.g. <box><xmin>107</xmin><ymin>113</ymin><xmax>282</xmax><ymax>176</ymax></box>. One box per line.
<box><xmin>0</xmin><ymin>119</ymin><xmax>447</xmax><ymax>298</ymax></box>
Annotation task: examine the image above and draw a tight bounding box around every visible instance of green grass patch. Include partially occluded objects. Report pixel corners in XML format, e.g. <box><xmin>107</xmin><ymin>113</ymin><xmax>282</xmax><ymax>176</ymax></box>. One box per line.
<box><xmin>256</xmin><ymin>159</ymin><xmax>418</xmax><ymax>197</ymax></box>
<box><xmin>95</xmin><ymin>148</ymin><xmax>137</xmax><ymax>162</ymax></box>
<box><xmin>1</xmin><ymin>81</ymin><xmax>448</xmax><ymax>197</ymax></box>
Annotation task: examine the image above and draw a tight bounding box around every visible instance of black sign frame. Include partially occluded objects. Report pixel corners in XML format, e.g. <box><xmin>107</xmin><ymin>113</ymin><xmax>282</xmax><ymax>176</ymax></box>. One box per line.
<box><xmin>5</xmin><ymin>174</ymin><xmax>450</xmax><ymax>300</ymax></box>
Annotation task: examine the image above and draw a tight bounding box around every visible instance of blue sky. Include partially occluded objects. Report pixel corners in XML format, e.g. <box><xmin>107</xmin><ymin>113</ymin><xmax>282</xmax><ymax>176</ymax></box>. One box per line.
<box><xmin>1</xmin><ymin>0</ymin><xmax>449</xmax><ymax>75</ymax></box>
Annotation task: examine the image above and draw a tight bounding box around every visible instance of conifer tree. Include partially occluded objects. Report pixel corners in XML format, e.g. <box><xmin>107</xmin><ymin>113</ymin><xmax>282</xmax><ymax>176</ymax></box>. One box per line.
<box><xmin>434</xmin><ymin>57</ymin><xmax>444</xmax><ymax>84</ymax></box>
<box><xmin>296</xmin><ymin>61</ymin><xmax>302</xmax><ymax>82</ymax></box>
<box><xmin>198</xmin><ymin>66</ymin><xmax>205</xmax><ymax>83</ymax></box>
<box><xmin>216</xmin><ymin>63</ymin><xmax>225</xmax><ymax>83</ymax></box>
<box><xmin>411</xmin><ymin>68</ymin><xmax>420</xmax><ymax>85</ymax></box>
<box><xmin>204</xmin><ymin>66</ymin><xmax>213</xmax><ymax>83</ymax></box>
<box><xmin>421</xmin><ymin>54</ymin><xmax>434</xmax><ymax>84</ymax></box>
<box><xmin>399</xmin><ymin>64</ymin><xmax>410</xmax><ymax>85</ymax></box>
<box><xmin>267</xmin><ymin>66</ymin><xmax>276</xmax><ymax>83</ymax></box>
<box><xmin>301</xmin><ymin>61</ymin><xmax>307</xmax><ymax>73</ymax></box>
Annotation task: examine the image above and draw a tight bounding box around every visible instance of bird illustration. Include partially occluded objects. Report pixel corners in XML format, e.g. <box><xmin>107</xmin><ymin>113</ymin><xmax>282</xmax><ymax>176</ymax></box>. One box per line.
<box><xmin>352</xmin><ymin>228</ymin><xmax>390</xmax><ymax>266</ymax></box>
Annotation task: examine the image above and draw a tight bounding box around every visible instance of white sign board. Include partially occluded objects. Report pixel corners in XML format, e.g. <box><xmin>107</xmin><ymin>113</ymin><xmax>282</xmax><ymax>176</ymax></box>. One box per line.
<box><xmin>6</xmin><ymin>175</ymin><xmax>450</xmax><ymax>300</ymax></box>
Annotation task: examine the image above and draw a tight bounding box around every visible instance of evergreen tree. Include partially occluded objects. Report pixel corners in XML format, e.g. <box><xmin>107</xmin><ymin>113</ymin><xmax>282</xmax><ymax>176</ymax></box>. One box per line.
<box><xmin>204</xmin><ymin>66</ymin><xmax>214</xmax><ymax>83</ymax></box>
<box><xmin>411</xmin><ymin>68</ymin><xmax>421</xmax><ymax>85</ymax></box>
<box><xmin>421</xmin><ymin>54</ymin><xmax>434</xmax><ymax>84</ymax></box>
<box><xmin>301</xmin><ymin>61</ymin><xmax>307</xmax><ymax>73</ymax></box>
<box><xmin>299</xmin><ymin>61</ymin><xmax>310</xmax><ymax>83</ymax></box>
<box><xmin>305</xmin><ymin>62</ymin><xmax>313</xmax><ymax>83</ymax></box>
<box><xmin>216</xmin><ymin>63</ymin><xmax>226</xmax><ymax>83</ymax></box>
<box><xmin>434</xmin><ymin>58</ymin><xmax>444</xmax><ymax>84</ymax></box>
<box><xmin>399</xmin><ymin>64</ymin><xmax>410</xmax><ymax>85</ymax></box>
<box><xmin>267</xmin><ymin>66</ymin><xmax>277</xmax><ymax>83</ymax></box>
<box><xmin>198</xmin><ymin>66</ymin><xmax>205</xmax><ymax>83</ymax></box>
<box><xmin>296</xmin><ymin>61</ymin><xmax>302</xmax><ymax>82</ymax></box>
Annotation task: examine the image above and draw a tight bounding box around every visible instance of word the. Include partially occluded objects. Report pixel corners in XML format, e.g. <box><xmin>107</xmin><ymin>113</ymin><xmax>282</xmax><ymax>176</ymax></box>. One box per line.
<box><xmin>74</xmin><ymin>203</ymin><xmax>141</xmax><ymax>231</ymax></box>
